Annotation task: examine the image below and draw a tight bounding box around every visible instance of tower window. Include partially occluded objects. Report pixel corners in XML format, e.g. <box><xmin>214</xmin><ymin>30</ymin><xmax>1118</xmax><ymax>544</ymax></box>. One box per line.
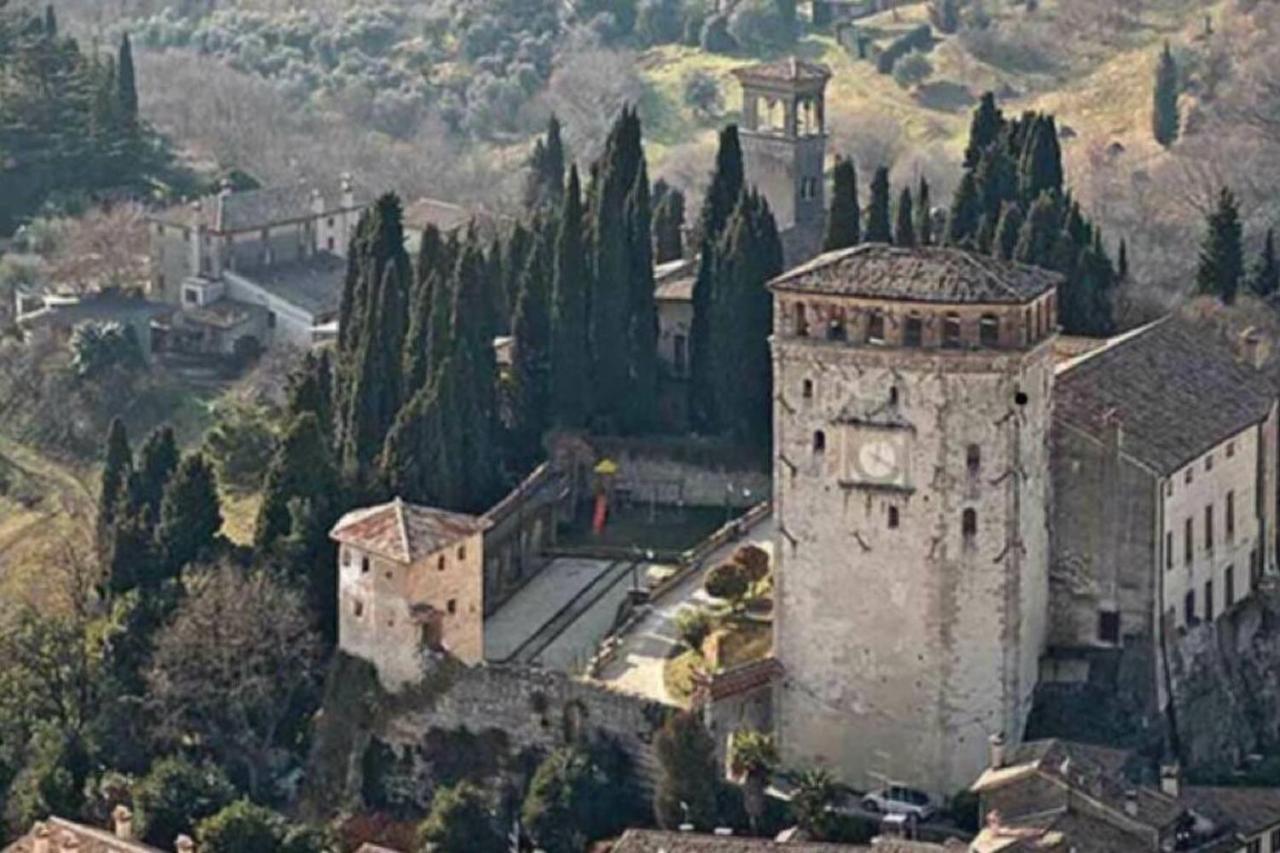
<box><xmin>447</xmin><ymin>598</ymin><xmax>458</xmax><ymax>615</ymax></box>
<box><xmin>1165</xmin><ymin>531</ymin><xmax>1172</xmax><ymax>570</ymax></box>
<box><xmin>827</xmin><ymin>309</ymin><xmax>847</xmax><ymax>341</ymax></box>
<box><xmin>943</xmin><ymin>314</ymin><xmax>962</xmax><ymax>348</ymax></box>
<box><xmin>966</xmin><ymin>444</ymin><xmax>981</xmax><ymax>476</ymax></box>
<box><xmin>795</xmin><ymin>303</ymin><xmax>810</xmax><ymax>337</ymax></box>
<box><xmin>868</xmin><ymin>311</ymin><xmax>886</xmax><ymax>344</ymax></box>
<box><xmin>1226</xmin><ymin>491</ymin><xmax>1235</xmax><ymax>540</ymax></box>
<box><xmin>353</xmin><ymin>599</ymin><xmax>364</xmax><ymax>618</ymax></box>
<box><xmin>342</xmin><ymin>548</ymin><xmax>351</xmax><ymax>567</ymax></box>
<box><xmin>1205</xmin><ymin>504</ymin><xmax>1214</xmax><ymax>551</ymax></box>
<box><xmin>1205</xmin><ymin>580</ymin><xmax>1214</xmax><ymax>622</ymax></box>
<box><xmin>979</xmin><ymin>314</ymin><xmax>1000</xmax><ymax>347</ymax></box>
<box><xmin>458</xmin><ymin>544</ymin><xmax>466</xmax><ymax>560</ymax></box>
<box><xmin>1184</xmin><ymin>589</ymin><xmax>1196</xmax><ymax>625</ymax></box>
<box><xmin>888</xmin><ymin>386</ymin><xmax>899</xmax><ymax>406</ymax></box>
<box><xmin>361</xmin><ymin>557</ymin><xmax>370</xmax><ymax>574</ymax></box>
<box><xmin>812</xmin><ymin>430</ymin><xmax>826</xmax><ymax>454</ymax></box>
<box><xmin>438</xmin><ymin>555</ymin><xmax>446</xmax><ymax>572</ymax></box>
<box><xmin>1098</xmin><ymin>610</ymin><xmax>1120</xmax><ymax>643</ymax></box>
<box><xmin>888</xmin><ymin>506</ymin><xmax>900</xmax><ymax>529</ymax></box>
<box><xmin>1226</xmin><ymin>565</ymin><xmax>1236</xmax><ymax>607</ymax></box>
<box><xmin>962</xmin><ymin>508</ymin><xmax>977</xmax><ymax>539</ymax></box>
<box><xmin>802</xmin><ymin>379</ymin><xmax>814</xmax><ymax>399</ymax></box>
<box><xmin>904</xmin><ymin>315</ymin><xmax>923</xmax><ymax>347</ymax></box>
<box><xmin>1014</xmin><ymin>390</ymin><xmax>1029</xmax><ymax>407</ymax></box>
<box><xmin>1184</xmin><ymin>518</ymin><xmax>1193</xmax><ymax>565</ymax></box>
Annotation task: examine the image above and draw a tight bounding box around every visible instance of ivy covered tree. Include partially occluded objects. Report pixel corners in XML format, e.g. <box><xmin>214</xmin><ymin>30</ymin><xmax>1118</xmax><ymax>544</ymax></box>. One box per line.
<box><xmin>1196</xmin><ymin>187</ymin><xmax>1244</xmax><ymax>305</ymax></box>
<box><xmin>1153</xmin><ymin>42</ymin><xmax>1180</xmax><ymax>148</ymax></box>
<box><xmin>823</xmin><ymin>156</ymin><xmax>860</xmax><ymax>251</ymax></box>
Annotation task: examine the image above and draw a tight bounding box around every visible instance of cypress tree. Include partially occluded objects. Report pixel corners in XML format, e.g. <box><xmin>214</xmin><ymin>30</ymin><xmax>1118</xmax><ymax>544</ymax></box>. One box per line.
<box><xmin>975</xmin><ymin>213</ymin><xmax>997</xmax><ymax>255</ymax></box>
<box><xmin>499</xmin><ymin>222</ymin><xmax>534</xmax><ymax>326</ymax></box>
<box><xmin>1196</xmin><ymin>187</ymin><xmax>1244</xmax><ymax>304</ymax></box>
<box><xmin>449</xmin><ymin>238</ymin><xmax>502</xmax><ymax>511</ymax></box>
<box><xmin>865</xmin><ymin>166</ymin><xmax>892</xmax><ymax>244</ymax></box>
<box><xmin>1153</xmin><ymin>42</ymin><xmax>1180</xmax><ymax>148</ymax></box>
<box><xmin>1117</xmin><ymin>238</ymin><xmax>1130</xmax><ymax>282</ymax></box>
<box><xmin>44</xmin><ymin>4</ymin><xmax>57</xmax><ymax>37</ymax></box>
<box><xmin>510</xmin><ymin>217</ymin><xmax>555</xmax><ymax>467</ymax></box>
<box><xmin>1073</xmin><ymin>239</ymin><xmax>1117</xmax><ymax>337</ymax></box>
<box><xmin>964</xmin><ymin>92</ymin><xmax>1005</xmax><ymax>170</ymax></box>
<box><xmin>105</xmin><ymin>504</ymin><xmax>159</xmax><ymax>596</ymax></box>
<box><xmin>975</xmin><ymin>147</ymin><xmax>1017</xmax><ymax>227</ymax></box>
<box><xmin>944</xmin><ymin>172</ymin><xmax>981</xmax><ymax>247</ymax></box>
<box><xmin>690</xmin><ymin>126</ymin><xmax>745</xmax><ymax>433</ymax></box>
<box><xmin>285</xmin><ymin>349</ymin><xmax>334</xmax><ymax>443</ymax></box>
<box><xmin>915</xmin><ymin>177</ymin><xmax>932</xmax><ymax>246</ymax></box>
<box><xmin>550</xmin><ymin>166</ymin><xmax>592</xmax><ymax>430</ymax></box>
<box><xmin>381</xmin><ymin>360</ymin><xmax>462</xmax><ymax>509</ymax></box>
<box><xmin>117</xmin><ymin>34</ymin><xmax>138</xmax><ymax>125</ymax></box>
<box><xmin>1017</xmin><ymin>115</ymin><xmax>1063</xmax><ymax>203</ymax></box>
<box><xmin>155</xmin><ymin>453</ymin><xmax>222</xmax><ymax>581</ymax></box>
<box><xmin>894</xmin><ymin>186</ymin><xmax>916</xmax><ymax>248</ymax></box>
<box><xmin>992</xmin><ymin>202</ymin><xmax>1024</xmax><ymax>261</ymax></box>
<box><xmin>97</xmin><ymin>418</ymin><xmax>132</xmax><ymax>559</ymax></box>
<box><xmin>254</xmin><ymin>413</ymin><xmax>338</xmax><ymax>554</ymax></box>
<box><xmin>136</xmin><ymin>426</ymin><xmax>179</xmax><ymax>517</ymax></box>
<box><xmin>624</xmin><ymin>157</ymin><xmax>660</xmax><ymax>434</ymax></box>
<box><xmin>403</xmin><ymin>224</ymin><xmax>448</xmax><ymax>395</ymax></box>
<box><xmin>1252</xmin><ymin>229</ymin><xmax>1278</xmax><ymax>298</ymax></box>
<box><xmin>1015</xmin><ymin>192</ymin><xmax>1061</xmax><ymax>266</ymax></box>
<box><xmin>525</xmin><ymin>114</ymin><xmax>567</xmax><ymax>211</ymax></box>
<box><xmin>653</xmin><ymin>185</ymin><xmax>686</xmax><ymax>264</ymax></box>
<box><xmin>823</xmin><ymin>157</ymin><xmax>860</xmax><ymax>252</ymax></box>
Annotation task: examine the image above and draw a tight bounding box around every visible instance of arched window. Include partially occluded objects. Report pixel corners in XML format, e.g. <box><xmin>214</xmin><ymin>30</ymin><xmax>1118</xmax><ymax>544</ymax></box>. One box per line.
<box><xmin>888</xmin><ymin>506</ymin><xmax>900</xmax><ymax>529</ymax></box>
<box><xmin>813</xmin><ymin>430</ymin><xmax>826</xmax><ymax>454</ymax></box>
<box><xmin>943</xmin><ymin>314</ymin><xmax>962</xmax><ymax>349</ymax></box>
<box><xmin>904</xmin><ymin>315</ymin><xmax>923</xmax><ymax>347</ymax></box>
<box><xmin>889</xmin><ymin>386</ymin><xmax>899</xmax><ymax>406</ymax></box>
<box><xmin>962</xmin><ymin>508</ymin><xmax>978</xmax><ymax>539</ymax></box>
<box><xmin>868</xmin><ymin>310</ymin><xmax>886</xmax><ymax>344</ymax></box>
<box><xmin>980</xmin><ymin>314</ymin><xmax>1000</xmax><ymax>347</ymax></box>
<box><xmin>802</xmin><ymin>378</ymin><xmax>814</xmax><ymax>399</ymax></box>
<box><xmin>795</xmin><ymin>303</ymin><xmax>810</xmax><ymax>337</ymax></box>
<box><xmin>828</xmin><ymin>308</ymin><xmax>847</xmax><ymax>341</ymax></box>
<box><xmin>966</xmin><ymin>444</ymin><xmax>981</xmax><ymax>476</ymax></box>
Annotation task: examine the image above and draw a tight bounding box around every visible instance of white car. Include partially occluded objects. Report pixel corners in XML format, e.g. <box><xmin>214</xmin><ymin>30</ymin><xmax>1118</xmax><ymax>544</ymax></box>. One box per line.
<box><xmin>860</xmin><ymin>786</ymin><xmax>936</xmax><ymax>821</ymax></box>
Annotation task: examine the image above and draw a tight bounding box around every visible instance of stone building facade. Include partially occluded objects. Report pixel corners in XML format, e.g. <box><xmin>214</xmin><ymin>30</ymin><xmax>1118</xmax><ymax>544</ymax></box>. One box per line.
<box><xmin>330</xmin><ymin>499</ymin><xmax>489</xmax><ymax>689</ymax></box>
<box><xmin>769</xmin><ymin>244</ymin><xmax>1062</xmax><ymax>795</ymax></box>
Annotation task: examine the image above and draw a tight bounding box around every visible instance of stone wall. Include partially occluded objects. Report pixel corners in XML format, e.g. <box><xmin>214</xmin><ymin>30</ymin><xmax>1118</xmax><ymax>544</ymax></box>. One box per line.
<box><xmin>586</xmin><ymin>436</ymin><xmax>770</xmax><ymax>509</ymax></box>
<box><xmin>304</xmin><ymin>652</ymin><xmax>668</xmax><ymax>818</ymax></box>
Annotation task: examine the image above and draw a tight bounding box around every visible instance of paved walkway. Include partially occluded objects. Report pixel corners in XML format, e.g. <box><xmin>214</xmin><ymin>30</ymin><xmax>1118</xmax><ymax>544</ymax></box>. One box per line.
<box><xmin>484</xmin><ymin>556</ymin><xmax>624</xmax><ymax>661</ymax></box>
<box><xmin>593</xmin><ymin>515</ymin><xmax>777</xmax><ymax>705</ymax></box>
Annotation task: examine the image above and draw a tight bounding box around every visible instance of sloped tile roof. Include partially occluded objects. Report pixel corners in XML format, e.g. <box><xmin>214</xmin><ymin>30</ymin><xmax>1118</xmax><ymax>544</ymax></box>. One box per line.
<box><xmin>215</xmin><ymin>179</ymin><xmax>370</xmax><ymax>232</ymax></box>
<box><xmin>731</xmin><ymin>57</ymin><xmax>832</xmax><ymax>86</ymax></box>
<box><xmin>770</xmin><ymin>245</ymin><xmax>1060</xmax><ymax>305</ymax></box>
<box><xmin>1055</xmin><ymin>317</ymin><xmax>1275</xmax><ymax>474</ymax></box>
<box><xmin>330</xmin><ymin>498</ymin><xmax>489</xmax><ymax>564</ymax></box>
<box><xmin>2</xmin><ymin>818</ymin><xmax>166</xmax><ymax>853</ymax></box>
<box><xmin>1181</xmin><ymin>785</ymin><xmax>1280</xmax><ymax>837</ymax></box>
<box><xmin>228</xmin><ymin>251</ymin><xmax>347</xmax><ymax>319</ymax></box>
<box><xmin>610</xmin><ymin>829</ymin><xmax>869</xmax><ymax>852</ymax></box>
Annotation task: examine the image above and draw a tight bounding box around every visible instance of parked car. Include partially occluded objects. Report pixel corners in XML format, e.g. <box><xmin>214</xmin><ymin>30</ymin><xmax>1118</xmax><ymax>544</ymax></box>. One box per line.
<box><xmin>860</xmin><ymin>785</ymin><xmax>935</xmax><ymax>821</ymax></box>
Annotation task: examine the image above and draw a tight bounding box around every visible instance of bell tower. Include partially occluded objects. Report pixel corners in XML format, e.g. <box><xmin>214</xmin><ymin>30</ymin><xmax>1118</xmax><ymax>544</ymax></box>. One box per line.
<box><xmin>769</xmin><ymin>245</ymin><xmax>1061</xmax><ymax>795</ymax></box>
<box><xmin>732</xmin><ymin>58</ymin><xmax>830</xmax><ymax>265</ymax></box>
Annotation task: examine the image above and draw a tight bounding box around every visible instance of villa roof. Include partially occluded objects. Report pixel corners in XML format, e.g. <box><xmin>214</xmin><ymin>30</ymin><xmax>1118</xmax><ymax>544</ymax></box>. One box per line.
<box><xmin>2</xmin><ymin>817</ymin><xmax>166</xmax><ymax>853</ymax></box>
<box><xmin>216</xmin><ymin>179</ymin><xmax>369</xmax><ymax>232</ymax></box>
<box><xmin>610</xmin><ymin>829</ymin><xmax>869</xmax><ymax>852</ymax></box>
<box><xmin>1055</xmin><ymin>317</ymin><xmax>1275</xmax><ymax>475</ymax></box>
<box><xmin>402</xmin><ymin>197</ymin><xmax>472</xmax><ymax>234</ymax></box>
<box><xmin>331</xmin><ymin>498</ymin><xmax>490</xmax><ymax>564</ymax></box>
<box><xmin>228</xmin><ymin>251</ymin><xmax>347</xmax><ymax>320</ymax></box>
<box><xmin>1180</xmin><ymin>785</ymin><xmax>1280</xmax><ymax>838</ymax></box>
<box><xmin>769</xmin><ymin>245</ymin><xmax>1061</xmax><ymax>305</ymax></box>
<box><xmin>731</xmin><ymin>57</ymin><xmax>832</xmax><ymax>87</ymax></box>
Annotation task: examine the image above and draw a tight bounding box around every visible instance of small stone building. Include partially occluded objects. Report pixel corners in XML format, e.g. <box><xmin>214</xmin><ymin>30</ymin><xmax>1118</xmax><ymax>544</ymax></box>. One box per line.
<box><xmin>2</xmin><ymin>807</ymin><xmax>192</xmax><ymax>853</ymax></box>
<box><xmin>330</xmin><ymin>498</ymin><xmax>490</xmax><ymax>689</ymax></box>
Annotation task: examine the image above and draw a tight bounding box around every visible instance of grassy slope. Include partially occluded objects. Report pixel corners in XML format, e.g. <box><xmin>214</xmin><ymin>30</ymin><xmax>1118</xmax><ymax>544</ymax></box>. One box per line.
<box><xmin>639</xmin><ymin>0</ymin><xmax>1211</xmax><ymax>181</ymax></box>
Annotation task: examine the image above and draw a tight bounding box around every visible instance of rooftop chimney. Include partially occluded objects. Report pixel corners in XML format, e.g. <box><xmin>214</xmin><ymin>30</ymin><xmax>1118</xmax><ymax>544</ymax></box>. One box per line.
<box><xmin>1161</xmin><ymin>763</ymin><xmax>1182</xmax><ymax>798</ymax></box>
<box><xmin>340</xmin><ymin>172</ymin><xmax>355</xmax><ymax>210</ymax></box>
<box><xmin>1123</xmin><ymin>789</ymin><xmax>1139</xmax><ymax>817</ymax></box>
<box><xmin>175</xmin><ymin>834</ymin><xmax>196</xmax><ymax>853</ymax></box>
<box><xmin>31</xmin><ymin>822</ymin><xmax>51</xmax><ymax>853</ymax></box>
<box><xmin>989</xmin><ymin>732</ymin><xmax>1007</xmax><ymax>769</ymax></box>
<box><xmin>112</xmin><ymin>805</ymin><xmax>134</xmax><ymax>841</ymax></box>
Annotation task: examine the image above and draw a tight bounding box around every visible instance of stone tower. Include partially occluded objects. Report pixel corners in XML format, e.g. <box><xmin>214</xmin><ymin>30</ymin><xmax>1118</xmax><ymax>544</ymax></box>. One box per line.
<box><xmin>769</xmin><ymin>245</ymin><xmax>1061</xmax><ymax>795</ymax></box>
<box><xmin>731</xmin><ymin>58</ymin><xmax>830</xmax><ymax>266</ymax></box>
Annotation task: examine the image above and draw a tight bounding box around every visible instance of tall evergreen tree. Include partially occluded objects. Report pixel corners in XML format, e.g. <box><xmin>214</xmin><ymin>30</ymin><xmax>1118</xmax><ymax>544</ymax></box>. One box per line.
<box><xmin>1117</xmin><ymin>238</ymin><xmax>1130</xmax><ymax>282</ymax></box>
<box><xmin>117</xmin><ymin>33</ymin><xmax>138</xmax><ymax>126</ymax></box>
<box><xmin>136</xmin><ymin>426</ymin><xmax>179</xmax><ymax>517</ymax></box>
<box><xmin>1251</xmin><ymin>229</ymin><xmax>1279</xmax><ymax>298</ymax></box>
<box><xmin>335</xmin><ymin>194</ymin><xmax>412</xmax><ymax>485</ymax></box>
<box><xmin>623</xmin><ymin>158</ymin><xmax>660</xmax><ymax>433</ymax></box>
<box><xmin>653</xmin><ymin>184</ymin><xmax>686</xmax><ymax>264</ymax></box>
<box><xmin>865</xmin><ymin>167</ymin><xmax>893</xmax><ymax>243</ymax></box>
<box><xmin>945</xmin><ymin>173</ymin><xmax>981</xmax><ymax>247</ymax></box>
<box><xmin>449</xmin><ymin>239</ymin><xmax>502</xmax><ymax>511</ymax></box>
<box><xmin>1196</xmin><ymin>187</ymin><xmax>1244</xmax><ymax>304</ymax></box>
<box><xmin>914</xmin><ymin>177</ymin><xmax>932</xmax><ymax>246</ymax></box>
<box><xmin>525</xmin><ymin>114</ymin><xmax>567</xmax><ymax>211</ymax></box>
<box><xmin>155</xmin><ymin>454</ymin><xmax>222</xmax><ymax>581</ymax></box>
<box><xmin>992</xmin><ymin>202</ymin><xmax>1024</xmax><ymax>261</ymax></box>
<box><xmin>690</xmin><ymin>125</ymin><xmax>745</xmax><ymax>433</ymax></box>
<box><xmin>44</xmin><ymin>4</ymin><xmax>57</xmax><ymax>37</ymax></box>
<box><xmin>510</xmin><ymin>217</ymin><xmax>556</xmax><ymax>466</ymax></box>
<box><xmin>964</xmin><ymin>92</ymin><xmax>1005</xmax><ymax>169</ymax></box>
<box><xmin>550</xmin><ymin>166</ymin><xmax>592</xmax><ymax>430</ymax></box>
<box><xmin>1014</xmin><ymin>192</ymin><xmax>1061</xmax><ymax>266</ymax></box>
<box><xmin>499</xmin><ymin>222</ymin><xmax>533</xmax><ymax>326</ymax></box>
<box><xmin>894</xmin><ymin>187</ymin><xmax>916</xmax><ymax>248</ymax></box>
<box><xmin>381</xmin><ymin>357</ymin><xmax>463</xmax><ymax>509</ymax></box>
<box><xmin>97</xmin><ymin>418</ymin><xmax>132</xmax><ymax>560</ymax></box>
<box><xmin>403</xmin><ymin>224</ymin><xmax>448</xmax><ymax>396</ymax></box>
<box><xmin>823</xmin><ymin>157</ymin><xmax>860</xmax><ymax>252</ymax></box>
<box><xmin>1017</xmin><ymin>115</ymin><xmax>1063</xmax><ymax>203</ymax></box>
<box><xmin>1153</xmin><ymin>42</ymin><xmax>1180</xmax><ymax>148</ymax></box>
<box><xmin>254</xmin><ymin>414</ymin><xmax>338</xmax><ymax>554</ymax></box>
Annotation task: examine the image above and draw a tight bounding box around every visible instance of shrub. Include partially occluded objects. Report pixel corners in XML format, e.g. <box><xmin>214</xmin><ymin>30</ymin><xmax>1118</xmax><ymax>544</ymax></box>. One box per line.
<box><xmin>705</xmin><ymin>561</ymin><xmax>749</xmax><ymax>609</ymax></box>
<box><xmin>637</xmin><ymin>0</ymin><xmax>683</xmax><ymax>44</ymax></box>
<box><xmin>419</xmin><ymin>782</ymin><xmax>505</xmax><ymax>853</ymax></box>
<box><xmin>202</xmin><ymin>399</ymin><xmax>278</xmax><ymax>491</ymax></box>
<box><xmin>892</xmin><ymin>50</ymin><xmax>933</xmax><ymax>88</ymax></box>
<box><xmin>682</xmin><ymin>70</ymin><xmax>722</xmax><ymax>116</ymax></box>
<box><xmin>134</xmin><ymin>757</ymin><xmax>237</xmax><ymax>847</ymax></box>
<box><xmin>728</xmin><ymin>0</ymin><xmax>795</xmax><ymax>52</ymax></box>
<box><xmin>675</xmin><ymin>606</ymin><xmax>713</xmax><ymax>651</ymax></box>
<box><xmin>195</xmin><ymin>800</ymin><xmax>283</xmax><ymax>853</ymax></box>
<box><xmin>69</xmin><ymin>321</ymin><xmax>146</xmax><ymax>379</ymax></box>
<box><xmin>733</xmin><ymin>544</ymin><xmax>770</xmax><ymax>588</ymax></box>
<box><xmin>700</xmin><ymin>13</ymin><xmax>737</xmax><ymax>53</ymax></box>
<box><xmin>875</xmin><ymin>24</ymin><xmax>933</xmax><ymax>74</ymax></box>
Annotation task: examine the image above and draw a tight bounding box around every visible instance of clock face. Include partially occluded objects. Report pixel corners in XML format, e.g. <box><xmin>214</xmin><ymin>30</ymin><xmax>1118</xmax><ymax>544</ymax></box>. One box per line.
<box><xmin>858</xmin><ymin>438</ymin><xmax>900</xmax><ymax>482</ymax></box>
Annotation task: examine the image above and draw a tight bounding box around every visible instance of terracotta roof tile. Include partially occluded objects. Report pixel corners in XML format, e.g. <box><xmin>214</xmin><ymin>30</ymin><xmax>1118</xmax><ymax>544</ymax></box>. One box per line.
<box><xmin>330</xmin><ymin>498</ymin><xmax>489</xmax><ymax>564</ymax></box>
<box><xmin>770</xmin><ymin>245</ymin><xmax>1060</xmax><ymax>305</ymax></box>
